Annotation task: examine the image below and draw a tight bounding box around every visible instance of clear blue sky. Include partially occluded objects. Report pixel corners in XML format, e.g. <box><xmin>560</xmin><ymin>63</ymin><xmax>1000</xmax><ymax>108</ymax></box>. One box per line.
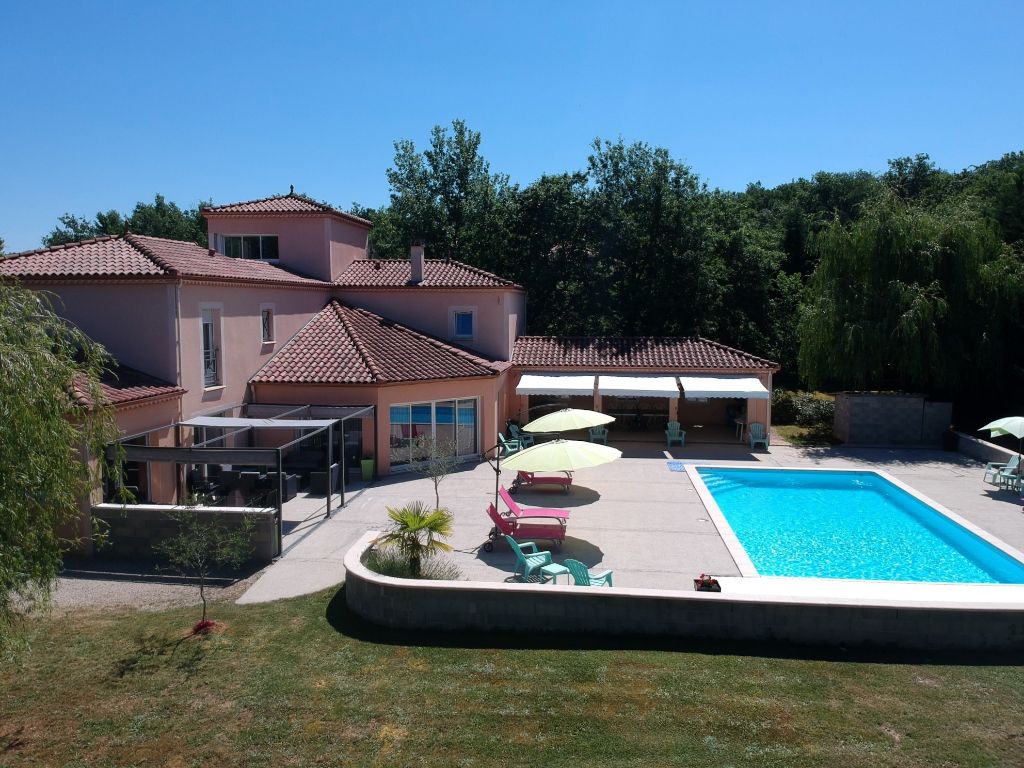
<box><xmin>1</xmin><ymin>0</ymin><xmax>1021</xmax><ymax>252</ymax></box>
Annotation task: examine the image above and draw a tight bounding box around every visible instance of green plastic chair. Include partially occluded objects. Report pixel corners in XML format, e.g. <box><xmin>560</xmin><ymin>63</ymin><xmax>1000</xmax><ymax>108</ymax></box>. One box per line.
<box><xmin>589</xmin><ymin>426</ymin><xmax>609</xmax><ymax>445</ymax></box>
<box><xmin>666</xmin><ymin>421</ymin><xmax>686</xmax><ymax>447</ymax></box>
<box><xmin>508</xmin><ymin>423</ymin><xmax>535</xmax><ymax>448</ymax></box>
<box><xmin>497</xmin><ymin>433</ymin><xmax>521</xmax><ymax>457</ymax></box>
<box><xmin>564</xmin><ymin>558</ymin><xmax>613</xmax><ymax>587</ymax></box>
<box><xmin>998</xmin><ymin>463</ymin><xmax>1022</xmax><ymax>492</ymax></box>
<box><xmin>503</xmin><ymin>535</ymin><xmax>552</xmax><ymax>581</ymax></box>
<box><xmin>748</xmin><ymin>422</ymin><xmax>769</xmax><ymax>450</ymax></box>
<box><xmin>984</xmin><ymin>454</ymin><xmax>1019</xmax><ymax>486</ymax></box>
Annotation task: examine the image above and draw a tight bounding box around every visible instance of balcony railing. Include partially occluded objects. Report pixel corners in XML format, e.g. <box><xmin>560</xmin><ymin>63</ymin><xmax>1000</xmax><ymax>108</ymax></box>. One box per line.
<box><xmin>203</xmin><ymin>347</ymin><xmax>219</xmax><ymax>387</ymax></box>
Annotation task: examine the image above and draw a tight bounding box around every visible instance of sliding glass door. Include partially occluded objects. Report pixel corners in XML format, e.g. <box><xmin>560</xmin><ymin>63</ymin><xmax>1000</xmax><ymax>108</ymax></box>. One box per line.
<box><xmin>389</xmin><ymin>397</ymin><xmax>479</xmax><ymax>468</ymax></box>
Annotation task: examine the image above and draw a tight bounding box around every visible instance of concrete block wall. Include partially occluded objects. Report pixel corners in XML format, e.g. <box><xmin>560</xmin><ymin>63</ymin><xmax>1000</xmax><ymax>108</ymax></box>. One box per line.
<box><xmin>957</xmin><ymin>433</ymin><xmax>1017</xmax><ymax>464</ymax></box>
<box><xmin>92</xmin><ymin>503</ymin><xmax>278</xmax><ymax>563</ymax></box>
<box><xmin>344</xmin><ymin>533</ymin><xmax>1024</xmax><ymax>651</ymax></box>
<box><xmin>834</xmin><ymin>393</ymin><xmax>951</xmax><ymax>445</ymax></box>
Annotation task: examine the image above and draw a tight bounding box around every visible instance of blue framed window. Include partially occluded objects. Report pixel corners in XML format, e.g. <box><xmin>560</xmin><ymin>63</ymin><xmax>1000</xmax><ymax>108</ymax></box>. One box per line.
<box><xmin>454</xmin><ymin>311</ymin><xmax>474</xmax><ymax>338</ymax></box>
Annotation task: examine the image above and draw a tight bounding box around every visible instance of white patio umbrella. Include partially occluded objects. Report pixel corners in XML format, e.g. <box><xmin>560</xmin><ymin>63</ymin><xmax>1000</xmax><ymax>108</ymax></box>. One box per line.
<box><xmin>500</xmin><ymin>439</ymin><xmax>622</xmax><ymax>472</ymax></box>
<box><xmin>979</xmin><ymin>416</ymin><xmax>1024</xmax><ymax>456</ymax></box>
<box><xmin>523</xmin><ymin>408</ymin><xmax>614</xmax><ymax>433</ymax></box>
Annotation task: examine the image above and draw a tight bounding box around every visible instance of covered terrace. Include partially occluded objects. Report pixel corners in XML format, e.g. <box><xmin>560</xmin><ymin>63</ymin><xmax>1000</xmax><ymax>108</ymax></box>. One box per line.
<box><xmin>508</xmin><ymin>335</ymin><xmax>779</xmax><ymax>445</ymax></box>
<box><xmin>103</xmin><ymin>404</ymin><xmax>375</xmax><ymax>557</ymax></box>
<box><xmin>514</xmin><ymin>372</ymin><xmax>770</xmax><ymax>444</ymax></box>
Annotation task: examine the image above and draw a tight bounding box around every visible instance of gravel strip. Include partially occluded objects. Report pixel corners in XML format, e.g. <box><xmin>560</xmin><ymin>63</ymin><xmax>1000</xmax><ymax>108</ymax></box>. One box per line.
<box><xmin>51</xmin><ymin>559</ymin><xmax>266</xmax><ymax>612</ymax></box>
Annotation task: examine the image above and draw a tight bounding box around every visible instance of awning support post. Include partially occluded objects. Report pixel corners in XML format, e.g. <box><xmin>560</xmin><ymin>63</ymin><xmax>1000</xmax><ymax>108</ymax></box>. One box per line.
<box><xmin>326</xmin><ymin>423</ymin><xmax>333</xmax><ymax>519</ymax></box>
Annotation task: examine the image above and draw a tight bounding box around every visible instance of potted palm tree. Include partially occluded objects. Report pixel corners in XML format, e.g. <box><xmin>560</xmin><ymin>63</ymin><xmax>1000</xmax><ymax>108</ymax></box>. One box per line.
<box><xmin>375</xmin><ymin>501</ymin><xmax>454</xmax><ymax>577</ymax></box>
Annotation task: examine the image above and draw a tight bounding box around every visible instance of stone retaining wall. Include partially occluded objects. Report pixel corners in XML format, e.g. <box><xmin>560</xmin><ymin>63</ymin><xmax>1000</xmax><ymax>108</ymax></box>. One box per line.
<box><xmin>345</xmin><ymin>533</ymin><xmax>1024</xmax><ymax>651</ymax></box>
<box><xmin>92</xmin><ymin>503</ymin><xmax>278</xmax><ymax>563</ymax></box>
<box><xmin>833</xmin><ymin>393</ymin><xmax>952</xmax><ymax>445</ymax></box>
<box><xmin>956</xmin><ymin>432</ymin><xmax>1017</xmax><ymax>464</ymax></box>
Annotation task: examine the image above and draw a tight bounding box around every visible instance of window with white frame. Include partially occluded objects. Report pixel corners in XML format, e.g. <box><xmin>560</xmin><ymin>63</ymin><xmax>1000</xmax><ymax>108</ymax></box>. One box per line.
<box><xmin>452</xmin><ymin>308</ymin><xmax>474</xmax><ymax>339</ymax></box>
<box><xmin>201</xmin><ymin>308</ymin><xmax>222</xmax><ymax>387</ymax></box>
<box><xmin>260</xmin><ymin>307</ymin><xmax>274</xmax><ymax>343</ymax></box>
<box><xmin>221</xmin><ymin>234</ymin><xmax>279</xmax><ymax>260</ymax></box>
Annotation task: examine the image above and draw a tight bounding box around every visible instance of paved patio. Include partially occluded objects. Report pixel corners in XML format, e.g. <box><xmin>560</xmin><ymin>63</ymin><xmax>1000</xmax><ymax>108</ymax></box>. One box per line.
<box><xmin>237</xmin><ymin>440</ymin><xmax>1024</xmax><ymax>603</ymax></box>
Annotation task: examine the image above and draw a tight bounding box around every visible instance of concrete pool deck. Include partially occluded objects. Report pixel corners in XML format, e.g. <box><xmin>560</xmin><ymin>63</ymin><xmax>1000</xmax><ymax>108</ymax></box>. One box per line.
<box><xmin>238</xmin><ymin>440</ymin><xmax>1024</xmax><ymax>604</ymax></box>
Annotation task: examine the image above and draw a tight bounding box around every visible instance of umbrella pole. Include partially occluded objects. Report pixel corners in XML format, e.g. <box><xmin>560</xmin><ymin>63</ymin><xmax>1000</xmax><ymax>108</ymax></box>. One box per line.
<box><xmin>483</xmin><ymin>444</ymin><xmax>501</xmax><ymax>511</ymax></box>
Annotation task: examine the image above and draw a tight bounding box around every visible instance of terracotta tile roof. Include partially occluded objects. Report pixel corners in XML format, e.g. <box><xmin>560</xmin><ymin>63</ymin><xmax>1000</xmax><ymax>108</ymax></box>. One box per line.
<box><xmin>74</xmin><ymin>365</ymin><xmax>184</xmax><ymax>409</ymax></box>
<box><xmin>127</xmin><ymin>234</ymin><xmax>324</xmax><ymax>286</ymax></box>
<box><xmin>0</xmin><ymin>236</ymin><xmax>163</xmax><ymax>279</ymax></box>
<box><xmin>202</xmin><ymin>191</ymin><xmax>372</xmax><ymax>228</ymax></box>
<box><xmin>0</xmin><ymin>234</ymin><xmax>326</xmax><ymax>287</ymax></box>
<box><xmin>252</xmin><ymin>300</ymin><xmax>503</xmax><ymax>385</ymax></box>
<box><xmin>512</xmin><ymin>336</ymin><xmax>779</xmax><ymax>371</ymax></box>
<box><xmin>335</xmin><ymin>259</ymin><xmax>522</xmax><ymax>289</ymax></box>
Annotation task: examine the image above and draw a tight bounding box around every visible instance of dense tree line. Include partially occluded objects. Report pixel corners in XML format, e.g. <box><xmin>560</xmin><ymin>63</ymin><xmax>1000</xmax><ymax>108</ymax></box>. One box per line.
<box><xmin>356</xmin><ymin>122</ymin><xmax>1024</xmax><ymax>412</ymax></box>
<box><xmin>28</xmin><ymin>122</ymin><xmax>1024</xmax><ymax>413</ymax></box>
<box><xmin>42</xmin><ymin>194</ymin><xmax>208</xmax><ymax>248</ymax></box>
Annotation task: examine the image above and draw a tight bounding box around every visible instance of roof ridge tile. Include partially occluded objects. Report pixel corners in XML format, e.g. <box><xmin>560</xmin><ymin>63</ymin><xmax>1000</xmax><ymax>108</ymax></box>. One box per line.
<box><xmin>1</xmin><ymin>234</ymin><xmax>123</xmax><ymax>261</ymax></box>
<box><xmin>123</xmin><ymin>233</ymin><xmax>177</xmax><ymax>275</ymax></box>
<box><xmin>333</xmin><ymin>301</ymin><xmax>385</xmax><ymax>381</ymax></box>
<box><xmin>201</xmin><ymin>191</ymin><xmax>372</xmax><ymax>227</ymax></box>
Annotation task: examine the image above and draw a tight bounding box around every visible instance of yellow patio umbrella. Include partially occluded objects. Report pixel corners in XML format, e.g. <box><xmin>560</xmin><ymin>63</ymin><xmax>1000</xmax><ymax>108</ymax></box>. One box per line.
<box><xmin>500</xmin><ymin>439</ymin><xmax>622</xmax><ymax>472</ymax></box>
<box><xmin>522</xmin><ymin>408</ymin><xmax>614</xmax><ymax>433</ymax></box>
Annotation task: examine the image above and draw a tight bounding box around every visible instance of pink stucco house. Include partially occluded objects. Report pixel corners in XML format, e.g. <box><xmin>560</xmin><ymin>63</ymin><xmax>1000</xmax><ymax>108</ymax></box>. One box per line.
<box><xmin>0</xmin><ymin>190</ymin><xmax>779</xmax><ymax>511</ymax></box>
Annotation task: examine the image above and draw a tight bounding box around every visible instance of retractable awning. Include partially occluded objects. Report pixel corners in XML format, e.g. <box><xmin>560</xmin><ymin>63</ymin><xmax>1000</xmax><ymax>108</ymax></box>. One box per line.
<box><xmin>181</xmin><ymin>416</ymin><xmax>339</xmax><ymax>429</ymax></box>
<box><xmin>516</xmin><ymin>374</ymin><xmax>595</xmax><ymax>396</ymax></box>
<box><xmin>678</xmin><ymin>376</ymin><xmax>769</xmax><ymax>400</ymax></box>
<box><xmin>597</xmin><ymin>375</ymin><xmax>680</xmax><ymax>398</ymax></box>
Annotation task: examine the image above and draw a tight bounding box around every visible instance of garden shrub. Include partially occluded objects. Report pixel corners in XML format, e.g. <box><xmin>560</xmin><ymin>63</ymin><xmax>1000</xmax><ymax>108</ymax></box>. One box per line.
<box><xmin>772</xmin><ymin>389</ymin><xmax>835</xmax><ymax>426</ymax></box>
<box><xmin>362</xmin><ymin>547</ymin><xmax>462</xmax><ymax>581</ymax></box>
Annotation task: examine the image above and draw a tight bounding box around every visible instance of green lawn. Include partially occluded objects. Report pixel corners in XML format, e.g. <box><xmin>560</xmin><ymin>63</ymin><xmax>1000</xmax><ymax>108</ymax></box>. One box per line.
<box><xmin>3</xmin><ymin>589</ymin><xmax>1023</xmax><ymax>767</ymax></box>
<box><xmin>774</xmin><ymin>423</ymin><xmax>841</xmax><ymax>447</ymax></box>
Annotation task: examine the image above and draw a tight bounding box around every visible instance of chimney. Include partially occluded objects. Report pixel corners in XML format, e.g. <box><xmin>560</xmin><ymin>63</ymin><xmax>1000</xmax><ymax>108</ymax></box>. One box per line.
<box><xmin>409</xmin><ymin>244</ymin><xmax>425</xmax><ymax>284</ymax></box>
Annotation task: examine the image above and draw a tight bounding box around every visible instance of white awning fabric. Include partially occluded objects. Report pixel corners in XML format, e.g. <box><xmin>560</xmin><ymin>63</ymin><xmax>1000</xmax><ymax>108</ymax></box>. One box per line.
<box><xmin>597</xmin><ymin>375</ymin><xmax>680</xmax><ymax>398</ymax></box>
<box><xmin>678</xmin><ymin>376</ymin><xmax>769</xmax><ymax>400</ymax></box>
<box><xmin>516</xmin><ymin>374</ymin><xmax>595</xmax><ymax>396</ymax></box>
<box><xmin>181</xmin><ymin>416</ymin><xmax>338</xmax><ymax>429</ymax></box>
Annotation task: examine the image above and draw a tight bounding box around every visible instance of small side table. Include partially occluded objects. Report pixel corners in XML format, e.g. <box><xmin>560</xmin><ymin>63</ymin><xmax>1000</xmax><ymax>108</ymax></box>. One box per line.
<box><xmin>734</xmin><ymin>419</ymin><xmax>746</xmax><ymax>442</ymax></box>
<box><xmin>540</xmin><ymin>563</ymin><xmax>570</xmax><ymax>584</ymax></box>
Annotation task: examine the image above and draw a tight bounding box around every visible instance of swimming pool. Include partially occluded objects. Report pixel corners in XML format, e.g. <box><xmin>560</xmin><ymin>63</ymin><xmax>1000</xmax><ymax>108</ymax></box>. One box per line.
<box><xmin>693</xmin><ymin>467</ymin><xmax>1024</xmax><ymax>584</ymax></box>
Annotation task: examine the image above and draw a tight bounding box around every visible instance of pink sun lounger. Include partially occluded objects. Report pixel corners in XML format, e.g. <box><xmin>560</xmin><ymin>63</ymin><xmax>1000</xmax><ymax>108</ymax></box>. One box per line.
<box><xmin>510</xmin><ymin>470</ymin><xmax>573</xmax><ymax>494</ymax></box>
<box><xmin>499</xmin><ymin>486</ymin><xmax>570</xmax><ymax>521</ymax></box>
<box><xmin>484</xmin><ymin>502</ymin><xmax>566</xmax><ymax>552</ymax></box>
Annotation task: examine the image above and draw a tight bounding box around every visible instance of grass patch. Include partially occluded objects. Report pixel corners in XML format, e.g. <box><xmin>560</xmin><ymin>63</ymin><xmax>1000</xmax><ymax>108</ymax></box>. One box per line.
<box><xmin>775</xmin><ymin>423</ymin><xmax>841</xmax><ymax>447</ymax></box>
<box><xmin>3</xmin><ymin>589</ymin><xmax>1023</xmax><ymax>766</ymax></box>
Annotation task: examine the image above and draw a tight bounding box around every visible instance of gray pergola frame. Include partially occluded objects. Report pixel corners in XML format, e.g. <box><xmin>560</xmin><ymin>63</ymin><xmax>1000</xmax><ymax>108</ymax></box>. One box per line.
<box><xmin>107</xmin><ymin>404</ymin><xmax>376</xmax><ymax>556</ymax></box>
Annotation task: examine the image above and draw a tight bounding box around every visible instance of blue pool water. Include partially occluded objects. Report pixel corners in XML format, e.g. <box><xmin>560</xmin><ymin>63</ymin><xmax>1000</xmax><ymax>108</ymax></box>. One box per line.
<box><xmin>697</xmin><ymin>468</ymin><xmax>1024</xmax><ymax>583</ymax></box>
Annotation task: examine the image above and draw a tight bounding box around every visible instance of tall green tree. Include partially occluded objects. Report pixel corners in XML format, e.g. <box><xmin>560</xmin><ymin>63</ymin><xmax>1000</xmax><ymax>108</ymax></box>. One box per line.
<box><xmin>961</xmin><ymin>151</ymin><xmax>1024</xmax><ymax>245</ymax></box>
<box><xmin>798</xmin><ymin>193</ymin><xmax>1007</xmax><ymax>397</ymax></box>
<box><xmin>586</xmin><ymin>138</ymin><xmax>715</xmax><ymax>336</ymax></box>
<box><xmin>502</xmin><ymin>172</ymin><xmax>597</xmax><ymax>334</ymax></box>
<box><xmin>373</xmin><ymin>120</ymin><xmax>513</xmax><ymax>268</ymax></box>
<box><xmin>0</xmin><ymin>283</ymin><xmax>120</xmax><ymax>652</ymax></box>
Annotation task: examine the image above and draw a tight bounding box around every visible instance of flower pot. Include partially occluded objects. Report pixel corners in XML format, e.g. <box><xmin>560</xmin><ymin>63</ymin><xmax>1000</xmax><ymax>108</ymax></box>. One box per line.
<box><xmin>693</xmin><ymin>579</ymin><xmax>721</xmax><ymax>592</ymax></box>
<box><xmin>360</xmin><ymin>459</ymin><xmax>374</xmax><ymax>482</ymax></box>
